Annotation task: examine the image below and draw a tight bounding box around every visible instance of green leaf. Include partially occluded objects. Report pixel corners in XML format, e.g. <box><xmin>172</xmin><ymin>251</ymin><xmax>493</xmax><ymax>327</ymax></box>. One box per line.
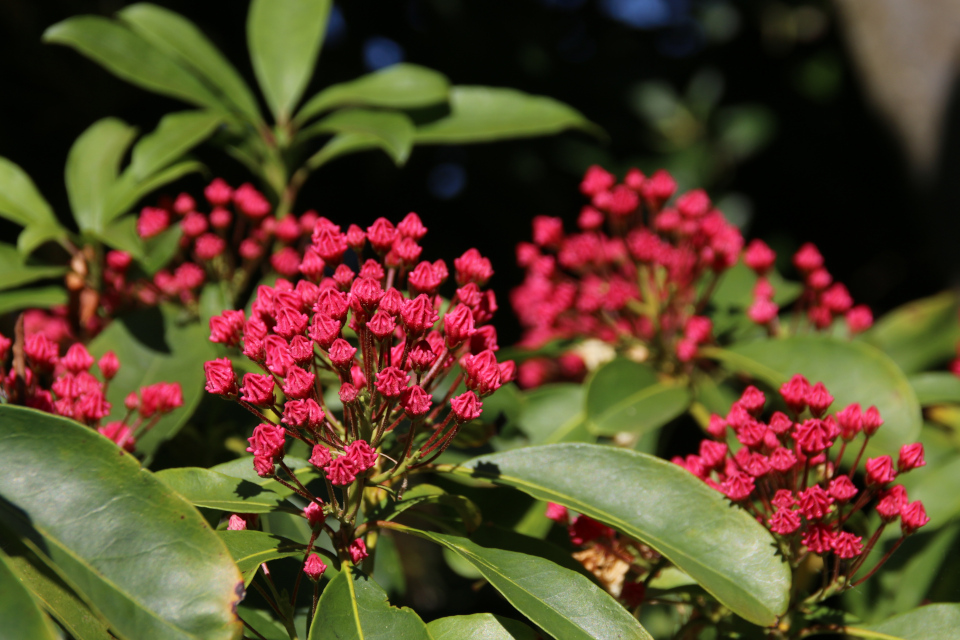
<box><xmin>0</xmin><ymin>156</ymin><xmax>60</xmax><ymax>229</ymax></box>
<box><xmin>714</xmin><ymin>336</ymin><xmax>922</xmax><ymax>457</ymax></box>
<box><xmin>0</xmin><ymin>531</ymin><xmax>114</xmax><ymax>640</ymax></box>
<box><xmin>376</xmin><ymin>484</ymin><xmax>482</xmax><ymax>533</ymax></box>
<box><xmin>394</xmin><ymin>526</ymin><xmax>652</xmax><ymax>640</ymax></box>
<box><xmin>909</xmin><ymin>372</ymin><xmax>960</xmax><ymax>406</ymax></box>
<box><xmin>44</xmin><ymin>16</ymin><xmax>224</xmax><ymax>111</ymax></box>
<box><xmin>118</xmin><ymin>3</ymin><xmax>261</xmax><ymax>122</ymax></box>
<box><xmin>304</xmin><ymin>132</ymin><xmax>396</xmax><ymax>170</ymax></box>
<box><xmin>17</xmin><ymin>224</ymin><xmax>67</xmax><ymax>255</ymax></box>
<box><xmin>309</xmin><ymin>565</ymin><xmax>432</xmax><ymax>640</ymax></box>
<box><xmin>0</xmin><ymin>406</ymin><xmax>243</xmax><ymax>640</ymax></box>
<box><xmin>88</xmin><ymin>304</ymin><xmax>215</xmax><ymax>461</ymax></box>
<box><xmin>130</xmin><ymin>110</ymin><xmax>221</xmax><ymax>180</ymax></box>
<box><xmin>106</xmin><ymin>160</ymin><xmax>206</xmax><ymax>226</ymax></box>
<box><xmin>93</xmin><ymin>215</ymin><xmax>145</xmax><ymax>259</ymax></box>
<box><xmin>296</xmin><ymin>64</ymin><xmax>450</xmax><ymax>123</ymax></box>
<box><xmin>898</xmin><ymin>454</ymin><xmax>960</xmax><ymax>525</ymax></box>
<box><xmin>65</xmin><ymin>118</ymin><xmax>138</xmax><ymax>233</ymax></box>
<box><xmin>450</xmin><ymin>444</ymin><xmax>791</xmax><ymax>626</ymax></box>
<box><xmin>863</xmin><ymin>292</ymin><xmax>960</xmax><ymax>374</ymax></box>
<box><xmin>141</xmin><ymin>225</ymin><xmax>184</xmax><ymax>275</ymax></box>
<box><xmin>0</xmin><ymin>548</ymin><xmax>59</xmax><ymax>640</ymax></box>
<box><xmin>300</xmin><ymin>109</ymin><xmax>415</xmax><ymax>166</ymax></box>
<box><xmin>515</xmin><ymin>383</ymin><xmax>585</xmax><ymax>444</ymax></box>
<box><xmin>0</xmin><ymin>243</ymin><xmax>65</xmax><ymax>290</ymax></box>
<box><xmin>585</xmin><ymin>359</ymin><xmax>690</xmax><ymax>436</ymax></box>
<box><xmin>0</xmin><ymin>286</ymin><xmax>68</xmax><ymax>316</ymax></box>
<box><xmin>156</xmin><ymin>467</ymin><xmax>291</xmax><ymax>513</ymax></box>
<box><xmin>847</xmin><ymin>604</ymin><xmax>960</xmax><ymax>640</ymax></box>
<box><xmin>247</xmin><ymin>0</ymin><xmax>332</xmax><ymax>123</ymax></box>
<box><xmin>427</xmin><ymin>613</ymin><xmax>539</xmax><ymax>640</ymax></box>
<box><xmin>218</xmin><ymin>531</ymin><xmax>305</xmax><ymax>587</ymax></box>
<box><xmin>415</xmin><ymin>86</ymin><xmax>601</xmax><ymax>144</ymax></box>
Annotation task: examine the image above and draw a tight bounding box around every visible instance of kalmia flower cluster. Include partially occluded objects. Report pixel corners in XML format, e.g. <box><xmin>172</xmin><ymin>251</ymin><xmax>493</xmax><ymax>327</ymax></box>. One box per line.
<box><xmin>204</xmin><ymin>212</ymin><xmax>512</xmax><ymax>568</ymax></box>
<box><xmin>511</xmin><ymin>166</ymin><xmax>873</xmax><ymax>388</ymax></box>
<box><xmin>0</xmin><ymin>330</ymin><xmax>182</xmax><ymax>451</ymax></box>
<box><xmin>674</xmin><ymin>378</ymin><xmax>928</xmax><ymax>592</ymax></box>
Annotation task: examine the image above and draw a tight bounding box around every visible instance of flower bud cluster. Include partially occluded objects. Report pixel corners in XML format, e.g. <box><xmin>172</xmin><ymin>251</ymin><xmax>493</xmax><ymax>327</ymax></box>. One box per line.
<box><xmin>674</xmin><ymin>378</ymin><xmax>927</xmax><ymax>590</ymax></box>
<box><xmin>512</xmin><ymin>166</ymin><xmax>874</xmax><ymax>388</ymax></box>
<box><xmin>0</xmin><ymin>331</ymin><xmax>181</xmax><ymax>451</ymax></box>
<box><xmin>204</xmin><ymin>213</ymin><xmax>512</xmax><ymax>554</ymax></box>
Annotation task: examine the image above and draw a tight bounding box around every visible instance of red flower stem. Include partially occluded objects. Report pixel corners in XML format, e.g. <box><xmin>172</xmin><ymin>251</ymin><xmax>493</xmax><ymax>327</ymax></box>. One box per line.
<box><xmin>848</xmin><ymin>436</ymin><xmax>871</xmax><ymax>479</ymax></box>
<box><xmin>847</xmin><ymin>522</ymin><xmax>887</xmax><ymax>577</ymax></box>
<box><xmin>851</xmin><ymin>537</ymin><xmax>904</xmax><ymax>587</ymax></box>
<box><xmin>290</xmin><ymin>529</ymin><xmax>321</xmax><ymax>607</ymax></box>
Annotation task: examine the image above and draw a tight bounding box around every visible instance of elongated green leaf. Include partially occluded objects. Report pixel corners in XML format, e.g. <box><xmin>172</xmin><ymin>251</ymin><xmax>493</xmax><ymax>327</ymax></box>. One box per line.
<box><xmin>305</xmin><ymin>132</ymin><xmax>395</xmax><ymax>170</ymax></box>
<box><xmin>0</xmin><ymin>548</ymin><xmax>59</xmax><ymax>640</ymax></box>
<box><xmin>65</xmin><ymin>118</ymin><xmax>138</xmax><ymax>233</ymax></box>
<box><xmin>106</xmin><ymin>159</ymin><xmax>205</xmax><ymax>226</ymax></box>
<box><xmin>18</xmin><ymin>224</ymin><xmax>67</xmax><ymax>255</ymax></box>
<box><xmin>142</xmin><ymin>226</ymin><xmax>184</xmax><ymax>275</ymax></box>
<box><xmin>156</xmin><ymin>467</ymin><xmax>291</xmax><ymax>513</ymax></box>
<box><xmin>716</xmin><ymin>336</ymin><xmax>922</xmax><ymax>457</ymax></box>
<box><xmin>296</xmin><ymin>64</ymin><xmax>450</xmax><ymax>123</ymax></box>
<box><xmin>309</xmin><ymin>564</ymin><xmax>432</xmax><ymax>640</ymax></box>
<box><xmin>118</xmin><ymin>3</ymin><xmax>261</xmax><ymax>121</ymax></box>
<box><xmin>396</xmin><ymin>526</ymin><xmax>652</xmax><ymax>640</ymax></box>
<box><xmin>0</xmin><ymin>531</ymin><xmax>114</xmax><ymax>640</ymax></box>
<box><xmin>88</xmin><ymin>304</ymin><xmax>215</xmax><ymax>461</ymax></box>
<box><xmin>415</xmin><ymin>86</ymin><xmax>601</xmax><ymax>143</ymax></box>
<box><xmin>864</xmin><ymin>292</ymin><xmax>960</xmax><ymax>374</ymax></box>
<box><xmin>376</xmin><ymin>484</ymin><xmax>481</xmax><ymax>533</ymax></box>
<box><xmin>130</xmin><ymin>110</ymin><xmax>221</xmax><ymax>180</ymax></box>
<box><xmin>909</xmin><ymin>372</ymin><xmax>960</xmax><ymax>406</ymax></box>
<box><xmin>247</xmin><ymin>0</ymin><xmax>332</xmax><ymax>123</ymax></box>
<box><xmin>44</xmin><ymin>16</ymin><xmax>224</xmax><ymax>110</ymax></box>
<box><xmin>516</xmin><ymin>383</ymin><xmax>585</xmax><ymax>444</ymax></box>
<box><xmin>451</xmin><ymin>444</ymin><xmax>791</xmax><ymax>626</ymax></box>
<box><xmin>0</xmin><ymin>286</ymin><xmax>67</xmax><ymax>316</ymax></box>
<box><xmin>0</xmin><ymin>156</ymin><xmax>59</xmax><ymax>228</ymax></box>
<box><xmin>300</xmin><ymin>109</ymin><xmax>415</xmax><ymax>166</ymax></box>
<box><xmin>585</xmin><ymin>359</ymin><xmax>690</xmax><ymax>436</ymax></box>
<box><xmin>847</xmin><ymin>604</ymin><xmax>960</xmax><ymax>639</ymax></box>
<box><xmin>0</xmin><ymin>244</ymin><xmax>65</xmax><ymax>290</ymax></box>
<box><xmin>427</xmin><ymin>613</ymin><xmax>539</xmax><ymax>640</ymax></box>
<box><xmin>93</xmin><ymin>215</ymin><xmax>145</xmax><ymax>259</ymax></box>
<box><xmin>218</xmin><ymin>531</ymin><xmax>305</xmax><ymax>587</ymax></box>
<box><xmin>0</xmin><ymin>406</ymin><xmax>243</xmax><ymax>640</ymax></box>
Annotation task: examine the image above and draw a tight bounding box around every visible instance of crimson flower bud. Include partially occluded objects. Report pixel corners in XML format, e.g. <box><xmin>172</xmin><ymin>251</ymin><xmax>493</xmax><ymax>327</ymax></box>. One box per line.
<box><xmin>408</xmin><ymin>340</ymin><xmax>437</xmax><ymax>372</ymax></box>
<box><xmin>309</xmin><ymin>444</ymin><xmax>332</xmax><ymax>469</ymax></box>
<box><xmin>246</xmin><ymin>423</ymin><xmax>285</xmax><ymax>458</ymax></box>
<box><xmin>865</xmin><ymin>455</ymin><xmax>896</xmax><ymax>486</ymax></box>
<box><xmin>367</xmin><ymin>311</ymin><xmax>397</xmax><ymax>341</ymax></box>
<box><xmin>397</xmin><ymin>212</ymin><xmax>427</xmax><ymax>240</ymax></box>
<box><xmin>300</xmin><ymin>248</ymin><xmax>326</xmax><ymax>281</ymax></box>
<box><xmin>374</xmin><ymin>366</ymin><xmax>409</xmax><ymax>398</ymax></box>
<box><xmin>779</xmin><ymin>374</ymin><xmax>810</xmax><ymax>414</ymax></box>
<box><xmin>378</xmin><ymin>288</ymin><xmax>404</xmax><ymax>316</ymax></box>
<box><xmin>545</xmin><ymin>502</ymin><xmax>569</xmax><ymax>523</ymax></box>
<box><xmin>676</xmin><ymin>189</ymin><xmax>710</xmax><ymax>218</ymax></box>
<box><xmin>309</xmin><ymin>314</ymin><xmax>341</xmax><ymax>350</ymax></box>
<box><xmin>748</xmin><ymin>298</ymin><xmax>779</xmax><ymax>325</ymax></box>
<box><xmin>461</xmin><ymin>350</ymin><xmax>502</xmax><ymax>396</ymax></box>
<box><xmin>349</xmin><ymin>538</ymin><xmax>368</xmax><ymax>564</ymax></box>
<box><xmin>579</xmin><ymin>165</ymin><xmax>615</xmax><ymax>196</ymax></box>
<box><xmin>793</xmin><ymin>242</ymin><xmax>824</xmax><ymax>273</ymax></box>
<box><xmin>720</xmin><ymin>471</ymin><xmax>754</xmax><ymax>501</ymax></box>
<box><xmin>105</xmin><ymin>250</ymin><xmax>132</xmax><ymax>272</ymax></box>
<box><xmin>836</xmin><ymin>403</ymin><xmax>862</xmax><ymax>441</ymax></box>
<box><xmin>401</xmin><ymin>294</ymin><xmax>439</xmax><ymax>335</ymax></box>
<box><xmin>391</xmin><ymin>237</ymin><xmax>422</xmax><ymax>266</ymax></box>
<box><xmin>312</xmin><ymin>224</ymin><xmax>348</xmax><ymax>264</ymax></box>
<box><xmin>532</xmin><ymin>216</ymin><xmax>564</xmax><ymax>248</ymax></box>
<box><xmin>454</xmin><ymin>249</ymin><xmax>493</xmax><ymax>286</ymax></box>
<box><xmin>738</xmin><ymin>386</ymin><xmax>765</xmax><ymax>416</ymax></box>
<box><xmin>862</xmin><ymin>405</ymin><xmax>883</xmax><ymax>435</ymax></box>
<box><xmin>401</xmin><ymin>385</ymin><xmax>432</xmax><ymax>417</ymax></box>
<box><xmin>282</xmin><ymin>365</ymin><xmax>315</xmax><ymax>400</ymax></box>
<box><xmin>706</xmin><ymin>414</ymin><xmax>727</xmax><ymax>439</ymax></box>
<box><xmin>125</xmin><ymin>391</ymin><xmax>139</xmax><ymax>411</ymax></box>
<box><xmin>451</xmin><ymin>391</ymin><xmax>483</xmax><ymax>422</ymax></box>
<box><xmin>768</xmin><ymin>411</ymin><xmax>792</xmax><ymax>434</ymax></box>
<box><xmin>180</xmin><ymin>212</ymin><xmax>208</xmax><ymax>237</ymax></box>
<box><xmin>25</xmin><ymin>334</ymin><xmax>58</xmax><ymax>369</ymax></box>
<box><xmin>227</xmin><ymin>514</ymin><xmax>247</xmax><ymax>531</ymax></box>
<box><xmin>137</xmin><ymin>206</ymin><xmax>170</xmax><ymax>238</ymax></box>
<box><xmin>241</xmin><ymin>373</ymin><xmax>275</xmax><ymax>406</ymax></box>
<box><xmin>328</xmin><ymin>339</ymin><xmax>358</xmax><ymax>370</ymax></box>
<box><xmin>304</xmin><ymin>554</ymin><xmax>327</xmax><ymax>581</ymax></box>
<box><xmin>801</xmin><ymin>523</ymin><xmax>834</xmax><ymax>554</ymax></box>
<box><xmin>805</xmin><ymin>382</ymin><xmax>834</xmax><ymax>417</ymax></box>
<box><xmin>204</xmin><ymin>358</ymin><xmax>238</xmax><ymax>396</ymax></box>
<box><xmin>743</xmin><ymin>239</ymin><xmax>775</xmax><ymax>274</ymax></box>
<box><xmin>846</xmin><ymin>305</ymin><xmax>873</xmax><ymax>334</ymax></box>
<box><xmin>351</xmin><ymin>277</ymin><xmax>384</xmax><ymax>312</ymax></box>
<box><xmin>345</xmin><ymin>440</ymin><xmax>378</xmax><ymax>472</ymax></box>
<box><xmin>264</xmin><ymin>335</ymin><xmax>293</xmax><ymax>376</ymax></box>
<box><xmin>62</xmin><ymin>344</ymin><xmax>94</xmax><ymax>373</ymax></box>
<box><xmin>283</xmin><ymin>398</ymin><xmax>324</xmax><ymax>430</ymax></box>
<box><xmin>768</xmin><ymin>508</ymin><xmax>800</xmax><ymax>535</ymax></box>
<box><xmin>828</xmin><ymin>475</ymin><xmax>858</xmax><ymax>502</ymax></box>
<box><xmin>568</xmin><ymin>515</ymin><xmax>614</xmax><ymax>545</ymax></box>
<box><xmin>900</xmin><ymin>500</ymin><xmax>930</xmax><ymax>534</ymax></box>
<box><xmin>326</xmin><ymin>456</ymin><xmax>356</xmax><ymax>486</ymax></box>
<box><xmin>444</xmin><ymin>304</ymin><xmax>475</xmax><ymax>348</ymax></box>
<box><xmin>304</xmin><ymin>501</ymin><xmax>323</xmax><ymax>527</ymax></box>
<box><xmin>98</xmin><ymin>351</ymin><xmax>120</xmax><ymax>380</ymax></box>
<box><xmin>339</xmin><ymin>382</ymin><xmax>359</xmax><ymax>404</ymax></box>
<box><xmin>210</xmin><ymin>207</ymin><xmax>231</xmax><ymax>229</ymax></box>
<box><xmin>876</xmin><ymin>485</ymin><xmax>906</xmax><ymax>522</ymax></box>
<box><xmin>408</xmin><ymin>261</ymin><xmax>445</xmax><ymax>296</ymax></box>
<box><xmin>204</xmin><ymin>178</ymin><xmax>232</xmax><ymax>206</ymax></box>
<box><xmin>897</xmin><ymin>443</ymin><xmax>925</xmax><ymax>472</ymax></box>
<box><xmin>239</xmin><ymin>239</ymin><xmax>264</xmax><ymax>260</ymax></box>
<box><xmin>253</xmin><ymin>455</ymin><xmax>275</xmax><ymax>477</ymax></box>
<box><xmin>195</xmin><ymin>233</ymin><xmax>227</xmax><ymax>260</ymax></box>
<box><xmin>806</xmin><ymin>268</ymin><xmax>832</xmax><ymax>291</ymax></box>
<box><xmin>641</xmin><ymin>169</ymin><xmax>676</xmax><ymax>206</ymax></box>
<box><xmin>346</xmin><ymin>224</ymin><xmax>366</xmax><ymax>253</ymax></box>
<box><xmin>798</xmin><ymin>485</ymin><xmax>834</xmax><ymax>520</ymax></box>
<box><xmin>275</xmin><ymin>215</ymin><xmax>300</xmax><ymax>243</ymax></box>
<box><xmin>499</xmin><ymin>360</ymin><xmax>517</xmax><ymax>384</ymax></box>
<box><xmin>831</xmin><ymin>531</ymin><xmax>863</xmax><ymax>559</ymax></box>
<box><xmin>367</xmin><ymin>218</ymin><xmax>397</xmax><ymax>254</ymax></box>
<box><xmin>768</xmin><ymin>447</ymin><xmax>797</xmax><ymax>472</ymax></box>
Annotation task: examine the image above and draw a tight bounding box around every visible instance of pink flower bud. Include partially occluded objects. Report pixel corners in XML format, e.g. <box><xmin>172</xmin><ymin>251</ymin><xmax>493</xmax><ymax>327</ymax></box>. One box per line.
<box><xmin>304</xmin><ymin>554</ymin><xmax>327</xmax><ymax>581</ymax></box>
<box><xmin>194</xmin><ymin>233</ymin><xmax>226</xmax><ymax>260</ymax></box>
<box><xmin>836</xmin><ymin>403</ymin><xmax>862</xmax><ymax>441</ymax></box>
<box><xmin>25</xmin><ymin>333</ymin><xmax>58</xmax><ymax>369</ymax></box>
<box><xmin>282</xmin><ymin>365</ymin><xmax>315</xmax><ymax>400</ymax></box>
<box><xmin>743</xmin><ymin>239</ymin><xmax>776</xmax><ymax>274</ymax></box>
<box><xmin>401</xmin><ymin>385</ymin><xmax>432</xmax><ymax>417</ymax></box>
<box><xmin>451</xmin><ymin>391</ymin><xmax>483</xmax><ymax>422</ymax></box>
<box><xmin>805</xmin><ymin>382</ymin><xmax>834</xmax><ymax>417</ymax></box>
<box><xmin>270</xmin><ymin>248</ymin><xmax>302</xmax><ymax>278</ymax></box>
<box><xmin>326</xmin><ymin>456</ymin><xmax>356</xmax><ymax>486</ymax></box>
<box><xmin>444</xmin><ymin>304</ymin><xmax>475</xmax><ymax>348</ymax></box>
<box><xmin>349</xmin><ymin>538</ymin><xmax>368</xmax><ymax>564</ymax></box>
<box><xmin>241</xmin><ymin>373</ymin><xmax>276</xmax><ymax>406</ymax></box>
<box><xmin>461</xmin><ymin>350</ymin><xmax>502</xmax><ymax>396</ymax></box>
<box><xmin>900</xmin><ymin>500</ymin><xmax>930</xmax><ymax>534</ymax></box>
<box><xmin>801</xmin><ymin>523</ymin><xmax>834</xmax><ymax>554</ymax></box>
<box><xmin>275</xmin><ymin>215</ymin><xmax>301</xmax><ymax>243</ymax></box>
<box><xmin>748</xmin><ymin>298</ymin><xmax>779</xmax><ymax>325</ymax></box>
<box><xmin>304</xmin><ymin>501</ymin><xmax>323</xmax><ymax>527</ymax></box>
<box><xmin>676</xmin><ymin>189</ymin><xmax>710</xmax><ymax>218</ymax></box>
<box><xmin>768</xmin><ymin>508</ymin><xmax>800</xmax><ymax>535</ymax></box>
<box><xmin>246</xmin><ymin>423</ymin><xmax>286</xmax><ymax>459</ymax></box>
<box><xmin>300</xmin><ymin>248</ymin><xmax>326</xmax><ymax>282</ymax></box>
<box><xmin>397</xmin><ymin>212</ymin><xmax>427</xmax><ymax>240</ymax></box>
<box><xmin>283</xmin><ymin>398</ymin><xmax>324</xmax><ymax>430</ymax></box>
<box><xmin>239</xmin><ymin>239</ymin><xmax>264</xmax><ymax>260</ymax></box>
<box><xmin>374</xmin><ymin>366</ymin><xmax>408</xmax><ymax>399</ymax></box>
<box><xmin>204</xmin><ymin>358</ymin><xmax>238</xmax><ymax>396</ymax></box>
<box><xmin>339</xmin><ymin>382</ymin><xmax>359</xmax><ymax>404</ymax></box>
<box><xmin>204</xmin><ymin>178</ymin><xmax>233</xmax><ymax>206</ymax></box>
<box><xmin>227</xmin><ymin>514</ymin><xmax>247</xmax><ymax>531</ymax></box>
<box><xmin>793</xmin><ymin>243</ymin><xmax>824</xmax><ymax>273</ymax></box>
<box><xmin>779</xmin><ymin>374</ymin><xmax>810</xmax><ymax>414</ymax></box>
<box><xmin>798</xmin><ymin>485</ymin><xmax>834</xmax><ymax>520</ymax></box>
<box><xmin>346</xmin><ymin>224</ymin><xmax>366</xmax><ymax>253</ymax></box>
<box><xmin>328</xmin><ymin>339</ymin><xmax>357</xmax><ymax>370</ymax></box>
<box><xmin>180</xmin><ymin>211</ymin><xmax>208</xmax><ymax>237</ymax></box>
<box><xmin>408</xmin><ymin>340</ymin><xmax>437</xmax><ymax>372</ymax></box>
<box><xmin>209</xmin><ymin>207</ymin><xmax>232</xmax><ymax>230</ymax></box>
<box><xmin>312</xmin><ymin>222</ymin><xmax>348</xmax><ymax>264</ymax></box>
<box><xmin>568</xmin><ymin>515</ymin><xmax>614</xmax><ymax>545</ymax></box>
<box><xmin>641</xmin><ymin>169</ymin><xmax>676</xmax><ymax>206</ymax></box>
<box><xmin>333</xmin><ymin>264</ymin><xmax>355</xmax><ymax>290</ymax></box>
<box><xmin>738</xmin><ymin>386</ymin><xmax>765</xmax><ymax>416</ymax></box>
<box><xmin>706</xmin><ymin>414</ymin><xmax>727</xmax><ymax>439</ymax></box>
<box><xmin>545</xmin><ymin>502</ymin><xmax>569</xmax><ymax>523</ymax></box>
<box><xmin>831</xmin><ymin>531</ymin><xmax>863</xmax><ymax>559</ymax></box>
<box><xmin>105</xmin><ymin>250</ymin><xmax>132</xmax><ymax>271</ymax></box>
<box><xmin>234</xmin><ymin>183</ymin><xmax>271</xmax><ymax>218</ymax></box>
<box><xmin>366</xmin><ymin>311</ymin><xmax>397</xmax><ymax>341</ymax></box>
<box><xmin>408</xmin><ymin>261</ymin><xmax>445</xmax><ymax>296</ymax></box>
<box><xmin>309</xmin><ymin>444</ymin><xmax>332</xmax><ymax>469</ymax></box>
<box><xmin>720</xmin><ymin>471</ymin><xmax>754</xmax><ymax>501</ymax></box>
<box><xmin>345</xmin><ymin>440</ymin><xmax>378</xmax><ymax>472</ymax></box>
<box><xmin>579</xmin><ymin>165</ymin><xmax>615</xmax><ymax>196</ymax></box>
<box><xmin>822</xmin><ymin>283</ymin><xmax>853</xmax><ymax>313</ymax></box>
<box><xmin>532</xmin><ymin>216</ymin><xmax>564</xmax><ymax>248</ymax></box>
<box><xmin>768</xmin><ymin>447</ymin><xmax>798</xmax><ymax>472</ymax></box>
<box><xmin>137</xmin><ymin>206</ymin><xmax>170</xmax><ymax>238</ymax></box>
<box><xmin>828</xmin><ymin>475</ymin><xmax>858</xmax><ymax>502</ymax></box>
<box><xmin>366</xmin><ymin>218</ymin><xmax>397</xmax><ymax>254</ymax></box>
<box><xmin>862</xmin><ymin>405</ymin><xmax>883</xmax><ymax>435</ymax></box>
<box><xmin>897</xmin><ymin>443</ymin><xmax>925</xmax><ymax>472</ymax></box>
<box><xmin>846</xmin><ymin>305</ymin><xmax>874</xmax><ymax>334</ymax></box>
<box><xmin>253</xmin><ymin>454</ymin><xmax>275</xmax><ymax>477</ymax></box>
<box><xmin>454</xmin><ymin>248</ymin><xmax>493</xmax><ymax>286</ymax></box>
<box><xmin>865</xmin><ymin>455</ymin><xmax>896</xmax><ymax>486</ymax></box>
<box><xmin>62</xmin><ymin>344</ymin><xmax>94</xmax><ymax>373</ymax></box>
<box><xmin>400</xmin><ymin>294</ymin><xmax>439</xmax><ymax>335</ymax></box>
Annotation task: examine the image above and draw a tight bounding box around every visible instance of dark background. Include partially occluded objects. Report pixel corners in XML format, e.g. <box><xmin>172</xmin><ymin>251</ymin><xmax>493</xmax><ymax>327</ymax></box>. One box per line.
<box><xmin>0</xmin><ymin>0</ymin><xmax>946</xmax><ymax>345</ymax></box>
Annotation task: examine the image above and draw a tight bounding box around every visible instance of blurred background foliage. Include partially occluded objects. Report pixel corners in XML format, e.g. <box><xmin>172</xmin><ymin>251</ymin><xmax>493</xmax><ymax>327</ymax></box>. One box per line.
<box><xmin>0</xmin><ymin>0</ymin><xmax>955</xmax><ymax>346</ymax></box>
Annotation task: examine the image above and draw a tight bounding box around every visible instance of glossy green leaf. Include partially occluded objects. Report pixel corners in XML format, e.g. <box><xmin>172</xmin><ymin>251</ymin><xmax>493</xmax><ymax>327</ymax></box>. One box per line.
<box><xmin>864</xmin><ymin>292</ymin><xmax>960</xmax><ymax>374</ymax></box>
<box><xmin>106</xmin><ymin>160</ymin><xmax>206</xmax><ymax>225</ymax></box>
<box><xmin>88</xmin><ymin>304</ymin><xmax>215</xmax><ymax>461</ymax></box>
<box><xmin>0</xmin><ymin>243</ymin><xmax>65</xmax><ymax>290</ymax></box>
<box><xmin>218</xmin><ymin>531</ymin><xmax>305</xmax><ymax>587</ymax></box>
<box><xmin>847</xmin><ymin>604</ymin><xmax>960</xmax><ymax>639</ymax></box>
<box><xmin>395</xmin><ymin>526</ymin><xmax>652</xmax><ymax>640</ymax></box>
<box><xmin>247</xmin><ymin>0</ymin><xmax>332</xmax><ymax>123</ymax></box>
<box><xmin>305</xmin><ymin>131</ymin><xmax>396</xmax><ymax>170</ymax></box>
<box><xmin>94</xmin><ymin>215</ymin><xmax>144</xmax><ymax>259</ymax></box>
<box><xmin>17</xmin><ymin>224</ymin><xmax>67</xmax><ymax>255</ymax></box>
<box><xmin>130</xmin><ymin>110</ymin><xmax>221</xmax><ymax>180</ymax></box>
<box><xmin>415</xmin><ymin>86</ymin><xmax>601</xmax><ymax>143</ymax></box>
<box><xmin>715</xmin><ymin>336</ymin><xmax>922</xmax><ymax>457</ymax></box>
<box><xmin>309</xmin><ymin>564</ymin><xmax>432</xmax><ymax>640</ymax></box>
<box><xmin>238</xmin><ymin>606</ymin><xmax>288</xmax><ymax>640</ymax></box>
<box><xmin>909</xmin><ymin>372</ymin><xmax>960</xmax><ymax>406</ymax></box>
<box><xmin>585</xmin><ymin>359</ymin><xmax>690</xmax><ymax>436</ymax></box>
<box><xmin>516</xmin><ymin>383</ymin><xmax>585</xmax><ymax>444</ymax></box>
<box><xmin>451</xmin><ymin>444</ymin><xmax>791</xmax><ymax>626</ymax></box>
<box><xmin>0</xmin><ymin>156</ymin><xmax>60</xmax><ymax>229</ymax></box>
<box><xmin>296</xmin><ymin>63</ymin><xmax>450</xmax><ymax>123</ymax></box>
<box><xmin>0</xmin><ymin>531</ymin><xmax>114</xmax><ymax>640</ymax></box>
<box><xmin>142</xmin><ymin>226</ymin><xmax>184</xmax><ymax>275</ymax></box>
<box><xmin>376</xmin><ymin>484</ymin><xmax>482</xmax><ymax>533</ymax></box>
<box><xmin>427</xmin><ymin>613</ymin><xmax>539</xmax><ymax>640</ymax></box>
<box><xmin>898</xmin><ymin>454</ymin><xmax>960</xmax><ymax>525</ymax></box>
<box><xmin>118</xmin><ymin>3</ymin><xmax>261</xmax><ymax>121</ymax></box>
<box><xmin>0</xmin><ymin>406</ymin><xmax>243</xmax><ymax>640</ymax></box>
<box><xmin>300</xmin><ymin>109</ymin><xmax>415</xmax><ymax>166</ymax></box>
<box><xmin>44</xmin><ymin>16</ymin><xmax>224</xmax><ymax>110</ymax></box>
<box><xmin>0</xmin><ymin>286</ymin><xmax>67</xmax><ymax>316</ymax></box>
<box><xmin>0</xmin><ymin>548</ymin><xmax>59</xmax><ymax>640</ymax></box>
<box><xmin>65</xmin><ymin>118</ymin><xmax>138</xmax><ymax>233</ymax></box>
<box><xmin>211</xmin><ymin>456</ymin><xmax>315</xmax><ymax>493</ymax></box>
<box><xmin>156</xmin><ymin>467</ymin><xmax>291</xmax><ymax>513</ymax></box>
